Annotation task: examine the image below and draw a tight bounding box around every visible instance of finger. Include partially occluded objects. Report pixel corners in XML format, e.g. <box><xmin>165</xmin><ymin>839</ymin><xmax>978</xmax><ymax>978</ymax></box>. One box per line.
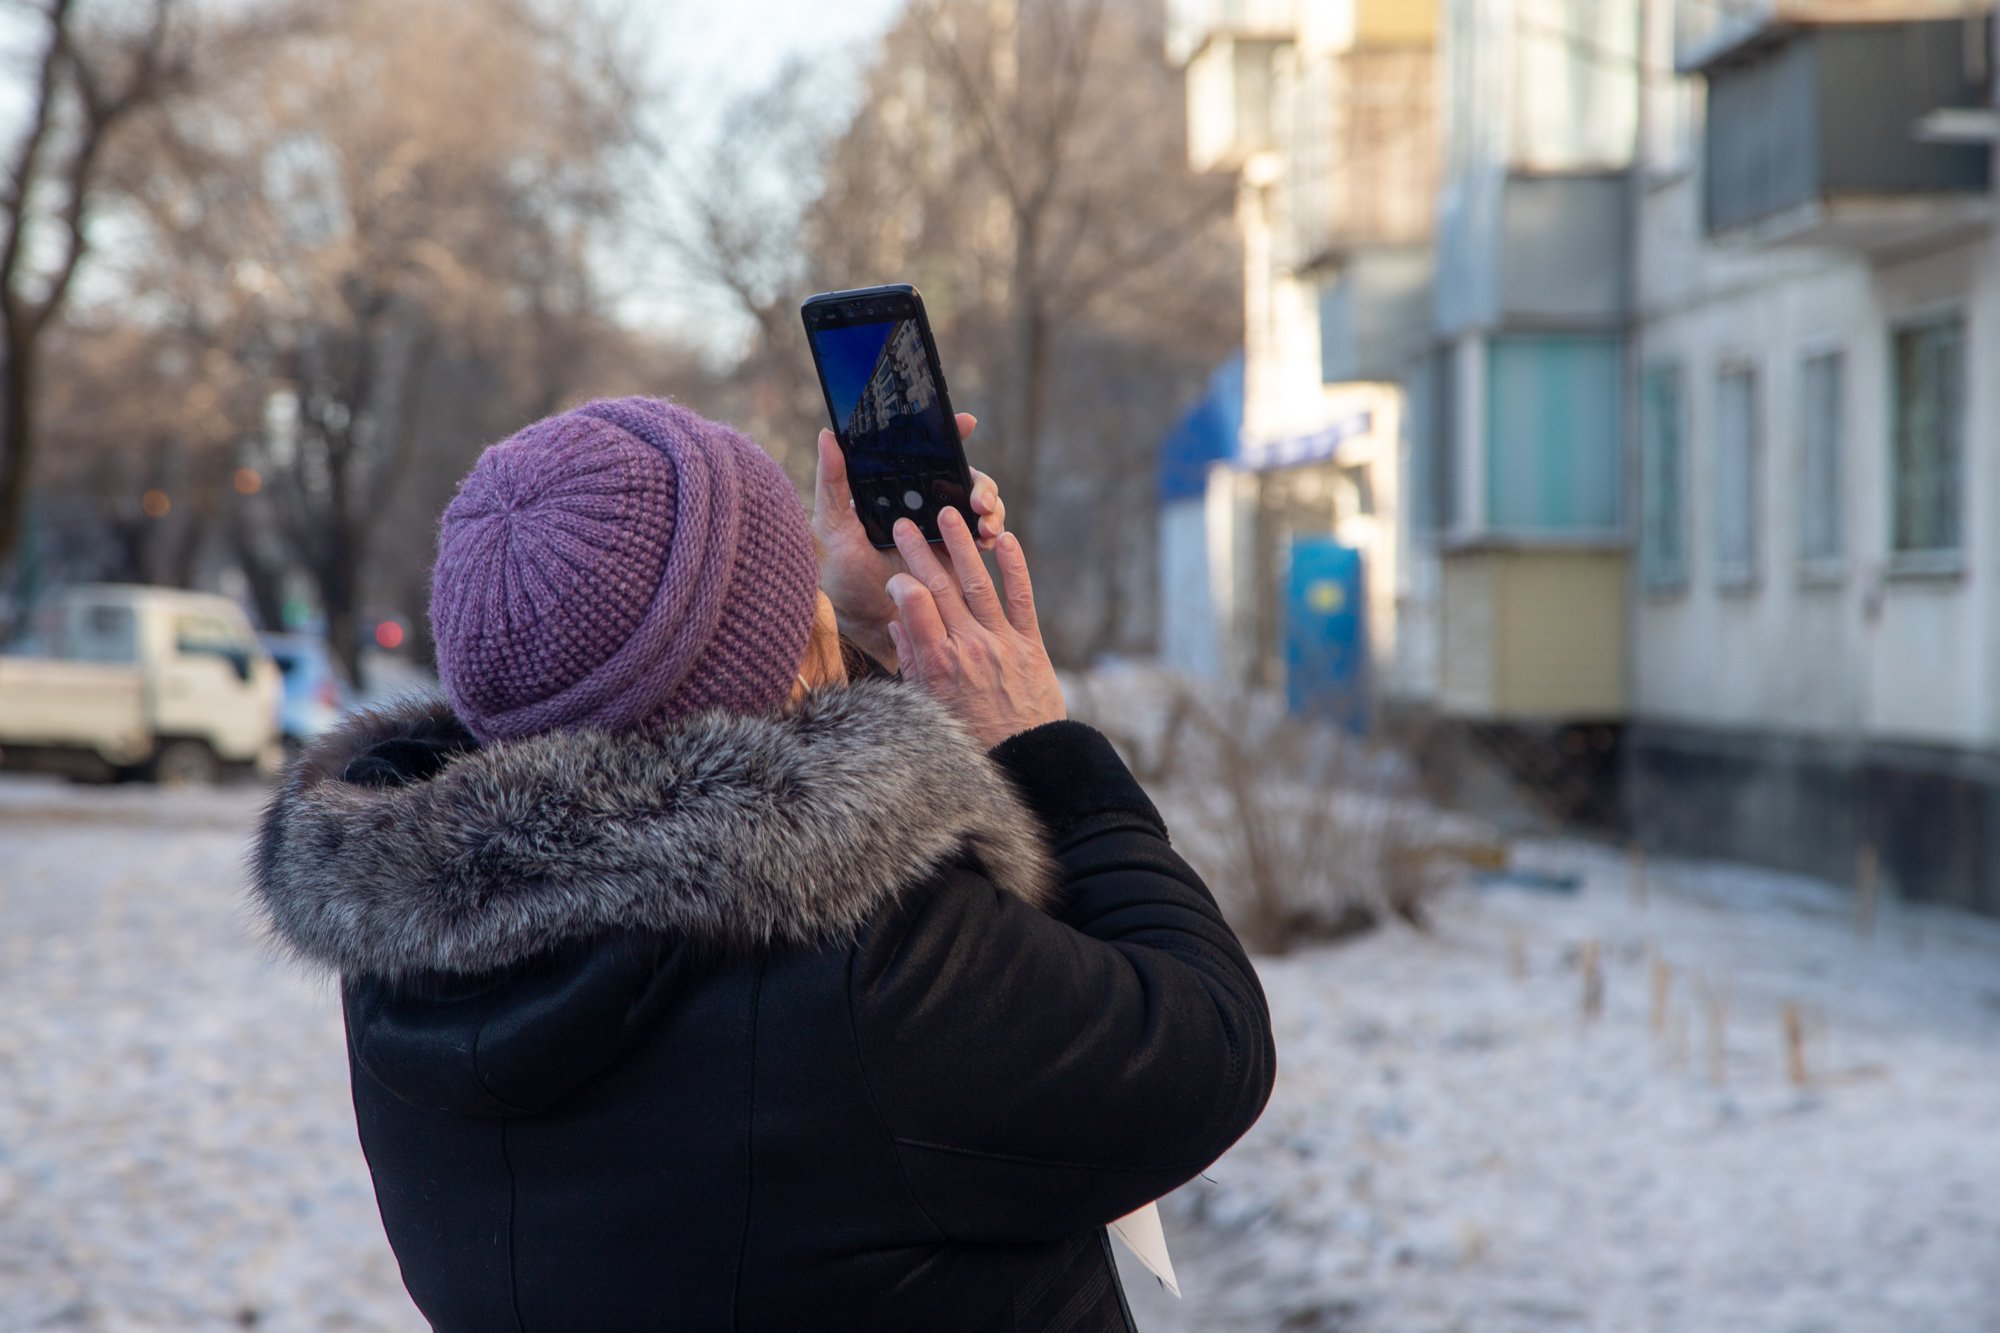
<box><xmin>814</xmin><ymin>429</ymin><xmax>852</xmax><ymax>519</ymax></box>
<box><xmin>995</xmin><ymin>531</ymin><xmax>1041</xmax><ymax>637</ymax></box>
<box><xmin>967</xmin><ymin>470</ymin><xmax>1005</xmax><ymax>549</ymax></box>
<box><xmin>886</xmin><ymin>570</ymin><xmax>951</xmax><ymax>666</ymax></box>
<box><xmin>892</xmin><ymin>517</ymin><xmax>974</xmax><ymax>631</ymax></box>
<box><xmin>885</xmin><ymin>619</ymin><xmax>911</xmax><ymax>675</ymax></box>
<box><xmin>939</xmin><ymin>506</ymin><xmax>1005</xmax><ymax>630</ymax></box>
<box><xmin>969</xmin><ymin>468</ymin><xmax>998</xmax><ymax>513</ymax></box>
<box><xmin>956</xmin><ymin>412</ymin><xmax>977</xmax><ymax>442</ymax></box>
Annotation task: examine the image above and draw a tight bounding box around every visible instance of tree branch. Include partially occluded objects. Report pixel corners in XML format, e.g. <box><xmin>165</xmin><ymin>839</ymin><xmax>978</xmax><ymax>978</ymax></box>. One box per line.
<box><xmin>912</xmin><ymin>0</ymin><xmax>1028</xmax><ymax>215</ymax></box>
<box><xmin>0</xmin><ymin>0</ymin><xmax>74</xmax><ymax>332</ymax></box>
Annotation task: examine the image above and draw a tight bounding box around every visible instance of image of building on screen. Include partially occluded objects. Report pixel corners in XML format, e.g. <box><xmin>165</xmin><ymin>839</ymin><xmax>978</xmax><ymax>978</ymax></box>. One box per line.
<box><xmin>843</xmin><ymin>320</ymin><xmax>949</xmax><ymax>468</ymax></box>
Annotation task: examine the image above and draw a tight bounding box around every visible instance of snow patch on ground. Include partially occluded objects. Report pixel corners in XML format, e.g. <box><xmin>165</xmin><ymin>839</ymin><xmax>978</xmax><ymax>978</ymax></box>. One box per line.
<box><xmin>4</xmin><ymin>760</ymin><xmax>1996</xmax><ymax>1332</ymax></box>
<box><xmin>0</xmin><ymin>775</ymin><xmax>423</xmax><ymax>1332</ymax></box>
<box><xmin>1119</xmin><ymin>835</ymin><xmax>2000</xmax><ymax>1333</ymax></box>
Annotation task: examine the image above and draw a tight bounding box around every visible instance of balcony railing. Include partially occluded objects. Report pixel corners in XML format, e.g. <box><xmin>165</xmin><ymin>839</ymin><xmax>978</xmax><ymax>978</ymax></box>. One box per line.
<box><xmin>1434</xmin><ymin>170</ymin><xmax>1632</xmax><ymax>340</ymax></box>
<box><xmin>1167</xmin><ymin>0</ymin><xmax>1300</xmax><ymax>65</ymax></box>
<box><xmin>1279</xmin><ymin>44</ymin><xmax>1439</xmax><ymax>265</ymax></box>
<box><xmin>1184</xmin><ymin>33</ymin><xmax>1291</xmax><ymax>171</ymax></box>
<box><xmin>1695</xmin><ymin>18</ymin><xmax>1992</xmax><ymax>250</ymax></box>
<box><xmin>1675</xmin><ymin>0</ymin><xmax>1993</xmax><ymax>71</ymax></box>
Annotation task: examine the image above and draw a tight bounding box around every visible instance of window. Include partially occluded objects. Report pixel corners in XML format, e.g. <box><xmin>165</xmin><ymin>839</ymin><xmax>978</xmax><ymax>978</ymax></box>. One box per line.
<box><xmin>1891</xmin><ymin>312</ymin><xmax>1965</xmax><ymax>559</ymax></box>
<box><xmin>1640</xmin><ymin>363</ymin><xmax>1687</xmax><ymax>590</ymax></box>
<box><xmin>175</xmin><ymin>613</ymin><xmax>253</xmax><ymax>680</ymax></box>
<box><xmin>1799</xmin><ymin>350</ymin><xmax>1845</xmax><ymax>570</ymax></box>
<box><xmin>175</xmin><ymin>613</ymin><xmax>244</xmax><ymax>657</ymax></box>
<box><xmin>64</xmin><ymin>603</ymin><xmax>137</xmax><ymax>663</ymax></box>
<box><xmin>1485</xmin><ymin>334</ymin><xmax>1624</xmax><ymax>536</ymax></box>
<box><xmin>1640</xmin><ymin>0</ymin><xmax>1697</xmax><ymax>178</ymax></box>
<box><xmin>1319</xmin><ymin>274</ymin><xmax>1355</xmax><ymax>387</ymax></box>
<box><xmin>1406</xmin><ymin>348</ymin><xmax>1457</xmax><ymax>536</ymax></box>
<box><xmin>1715</xmin><ymin>365</ymin><xmax>1760</xmax><ymax>587</ymax></box>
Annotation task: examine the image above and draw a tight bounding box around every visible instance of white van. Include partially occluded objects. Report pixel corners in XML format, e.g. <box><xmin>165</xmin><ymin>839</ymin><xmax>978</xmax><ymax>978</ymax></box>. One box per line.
<box><xmin>0</xmin><ymin>585</ymin><xmax>283</xmax><ymax>784</ymax></box>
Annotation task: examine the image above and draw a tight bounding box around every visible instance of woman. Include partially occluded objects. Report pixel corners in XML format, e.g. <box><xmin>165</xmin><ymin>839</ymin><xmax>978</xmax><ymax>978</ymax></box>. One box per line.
<box><xmin>251</xmin><ymin>397</ymin><xmax>1275</xmax><ymax>1331</ymax></box>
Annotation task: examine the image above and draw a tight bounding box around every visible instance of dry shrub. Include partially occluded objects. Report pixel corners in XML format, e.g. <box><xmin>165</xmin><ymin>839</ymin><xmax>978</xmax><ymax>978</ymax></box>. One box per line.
<box><xmin>1067</xmin><ymin>668</ymin><xmax>1466</xmax><ymax>955</ymax></box>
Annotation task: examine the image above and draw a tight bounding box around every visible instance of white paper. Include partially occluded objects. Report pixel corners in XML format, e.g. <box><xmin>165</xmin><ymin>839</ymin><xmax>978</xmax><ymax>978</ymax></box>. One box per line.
<box><xmin>1109</xmin><ymin>1202</ymin><xmax>1180</xmax><ymax>1297</ymax></box>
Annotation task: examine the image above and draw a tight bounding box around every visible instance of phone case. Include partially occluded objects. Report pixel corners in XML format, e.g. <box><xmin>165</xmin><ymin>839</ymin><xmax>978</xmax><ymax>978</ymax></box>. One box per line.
<box><xmin>801</xmin><ymin>285</ymin><xmax>975</xmax><ymax>548</ymax></box>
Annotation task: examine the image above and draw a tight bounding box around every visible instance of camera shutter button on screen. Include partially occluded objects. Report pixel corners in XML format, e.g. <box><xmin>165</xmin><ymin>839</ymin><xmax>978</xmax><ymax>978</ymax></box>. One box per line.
<box><xmin>902</xmin><ymin>488</ymin><xmax>924</xmax><ymax>511</ymax></box>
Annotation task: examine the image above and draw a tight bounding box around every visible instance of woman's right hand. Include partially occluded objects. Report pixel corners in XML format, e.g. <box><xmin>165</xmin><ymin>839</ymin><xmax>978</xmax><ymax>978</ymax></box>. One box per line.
<box><xmin>812</xmin><ymin>419</ymin><xmax>1006</xmax><ymax>672</ymax></box>
<box><xmin>884</xmin><ymin>508</ymin><xmax>1065</xmax><ymax>750</ymax></box>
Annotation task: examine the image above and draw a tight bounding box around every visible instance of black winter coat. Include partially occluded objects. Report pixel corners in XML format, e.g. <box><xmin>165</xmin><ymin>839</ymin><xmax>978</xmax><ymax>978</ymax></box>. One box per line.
<box><xmin>251</xmin><ymin>679</ymin><xmax>1276</xmax><ymax>1332</ymax></box>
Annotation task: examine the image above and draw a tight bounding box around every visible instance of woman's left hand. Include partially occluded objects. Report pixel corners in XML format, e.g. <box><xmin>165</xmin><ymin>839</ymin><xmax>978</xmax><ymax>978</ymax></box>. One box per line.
<box><xmin>885</xmin><ymin>508</ymin><xmax>1064</xmax><ymax>749</ymax></box>
<box><xmin>813</xmin><ymin>412</ymin><xmax>1006</xmax><ymax>672</ymax></box>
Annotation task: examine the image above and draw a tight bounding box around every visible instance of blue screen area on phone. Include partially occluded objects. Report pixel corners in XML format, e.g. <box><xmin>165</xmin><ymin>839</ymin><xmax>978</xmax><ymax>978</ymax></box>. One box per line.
<box><xmin>812</xmin><ymin>319</ymin><xmax>957</xmax><ymax>481</ymax></box>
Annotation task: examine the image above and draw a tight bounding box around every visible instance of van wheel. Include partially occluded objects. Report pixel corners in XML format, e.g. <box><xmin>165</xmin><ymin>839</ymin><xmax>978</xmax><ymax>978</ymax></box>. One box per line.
<box><xmin>152</xmin><ymin>740</ymin><xmax>222</xmax><ymax>788</ymax></box>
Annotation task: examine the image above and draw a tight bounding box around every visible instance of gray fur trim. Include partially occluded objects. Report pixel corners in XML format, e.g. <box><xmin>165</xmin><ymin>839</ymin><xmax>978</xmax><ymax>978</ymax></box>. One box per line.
<box><xmin>249</xmin><ymin>680</ymin><xmax>1058</xmax><ymax>978</ymax></box>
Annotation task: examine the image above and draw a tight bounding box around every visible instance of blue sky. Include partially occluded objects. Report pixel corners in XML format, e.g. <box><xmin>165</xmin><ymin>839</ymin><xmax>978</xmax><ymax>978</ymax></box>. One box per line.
<box><xmin>814</xmin><ymin>321</ymin><xmax>895</xmax><ymax>426</ymax></box>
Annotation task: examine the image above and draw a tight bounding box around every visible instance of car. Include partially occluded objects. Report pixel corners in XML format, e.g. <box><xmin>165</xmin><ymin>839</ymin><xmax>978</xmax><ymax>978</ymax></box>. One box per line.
<box><xmin>260</xmin><ymin>632</ymin><xmax>355</xmax><ymax>746</ymax></box>
<box><xmin>0</xmin><ymin>585</ymin><xmax>283</xmax><ymax>784</ymax></box>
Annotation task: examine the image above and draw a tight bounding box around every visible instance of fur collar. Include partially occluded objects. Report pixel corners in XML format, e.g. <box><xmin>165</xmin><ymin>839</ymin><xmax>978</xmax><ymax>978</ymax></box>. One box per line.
<box><xmin>250</xmin><ymin>680</ymin><xmax>1057</xmax><ymax>978</ymax></box>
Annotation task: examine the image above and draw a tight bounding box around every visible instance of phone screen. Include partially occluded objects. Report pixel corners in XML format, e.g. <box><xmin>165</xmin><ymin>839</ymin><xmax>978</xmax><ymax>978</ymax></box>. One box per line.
<box><xmin>808</xmin><ymin>311</ymin><xmax>970</xmax><ymax>545</ymax></box>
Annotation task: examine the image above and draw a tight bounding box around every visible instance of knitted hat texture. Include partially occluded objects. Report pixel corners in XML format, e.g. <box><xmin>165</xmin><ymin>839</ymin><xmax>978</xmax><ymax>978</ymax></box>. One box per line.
<box><xmin>429</xmin><ymin>397</ymin><xmax>817</xmax><ymax>743</ymax></box>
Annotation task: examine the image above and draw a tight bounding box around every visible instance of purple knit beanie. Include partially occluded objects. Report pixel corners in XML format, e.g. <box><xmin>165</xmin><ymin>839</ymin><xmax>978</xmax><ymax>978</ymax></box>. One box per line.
<box><xmin>428</xmin><ymin>397</ymin><xmax>819</xmax><ymax>744</ymax></box>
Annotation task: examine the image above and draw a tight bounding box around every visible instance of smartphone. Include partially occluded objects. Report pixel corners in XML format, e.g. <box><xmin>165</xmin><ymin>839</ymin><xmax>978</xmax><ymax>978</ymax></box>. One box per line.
<box><xmin>801</xmin><ymin>284</ymin><xmax>974</xmax><ymax>547</ymax></box>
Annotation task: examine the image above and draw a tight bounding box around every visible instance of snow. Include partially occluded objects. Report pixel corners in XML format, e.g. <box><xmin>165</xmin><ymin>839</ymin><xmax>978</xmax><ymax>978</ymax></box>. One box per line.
<box><xmin>1073</xmin><ymin>662</ymin><xmax>2000</xmax><ymax>1332</ymax></box>
<box><xmin>1114</xmin><ymin>836</ymin><xmax>2000</xmax><ymax>1333</ymax></box>
<box><xmin>0</xmin><ymin>775</ymin><xmax>423</xmax><ymax>1332</ymax></box>
<box><xmin>4</xmin><ymin>748</ymin><xmax>1998</xmax><ymax>1332</ymax></box>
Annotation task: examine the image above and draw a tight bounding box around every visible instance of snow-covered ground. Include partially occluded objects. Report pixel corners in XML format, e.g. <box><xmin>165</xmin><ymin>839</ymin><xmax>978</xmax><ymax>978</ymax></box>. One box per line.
<box><xmin>1117</xmin><ymin>837</ymin><xmax>2000</xmax><ymax>1333</ymax></box>
<box><xmin>4</xmin><ymin>765</ymin><xmax>1997</xmax><ymax>1332</ymax></box>
<box><xmin>0</xmin><ymin>776</ymin><xmax>422</xmax><ymax>1332</ymax></box>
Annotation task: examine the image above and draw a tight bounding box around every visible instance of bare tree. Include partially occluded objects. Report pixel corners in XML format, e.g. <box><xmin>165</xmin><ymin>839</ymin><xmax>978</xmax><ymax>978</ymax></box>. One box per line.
<box><xmin>804</xmin><ymin>0</ymin><xmax>1239</xmax><ymax>660</ymax></box>
<box><xmin>0</xmin><ymin>0</ymin><xmax>298</xmax><ymax>589</ymax></box>
<box><xmin>33</xmin><ymin>315</ymin><xmax>256</xmax><ymax>590</ymax></box>
<box><xmin>901</xmin><ymin>0</ymin><xmax>1236</xmax><ymax>522</ymax></box>
<box><xmin>2</xmin><ymin>0</ymin><xmax>184</xmax><ymax>585</ymax></box>
<box><xmin>634</xmin><ymin>58</ymin><xmax>845</xmax><ymax>482</ymax></box>
<box><xmin>112</xmin><ymin>0</ymin><xmax>639</xmax><ymax>678</ymax></box>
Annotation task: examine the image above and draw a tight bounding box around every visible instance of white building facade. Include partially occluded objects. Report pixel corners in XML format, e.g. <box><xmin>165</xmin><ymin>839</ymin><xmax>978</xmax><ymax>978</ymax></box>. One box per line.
<box><xmin>1166</xmin><ymin>0</ymin><xmax>1441</xmax><ymax>708</ymax></box>
<box><xmin>1415</xmin><ymin>0</ymin><xmax>1643</xmax><ymax>726</ymax></box>
<box><xmin>1627</xmin><ymin>0</ymin><xmax>2000</xmax><ymax>909</ymax></box>
<box><xmin>1166</xmin><ymin>0</ymin><xmax>2000</xmax><ymax>910</ymax></box>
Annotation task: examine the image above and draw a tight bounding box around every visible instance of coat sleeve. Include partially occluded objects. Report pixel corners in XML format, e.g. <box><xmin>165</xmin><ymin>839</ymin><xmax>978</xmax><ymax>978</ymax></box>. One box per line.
<box><xmin>846</xmin><ymin>719</ymin><xmax>1277</xmax><ymax>1245</ymax></box>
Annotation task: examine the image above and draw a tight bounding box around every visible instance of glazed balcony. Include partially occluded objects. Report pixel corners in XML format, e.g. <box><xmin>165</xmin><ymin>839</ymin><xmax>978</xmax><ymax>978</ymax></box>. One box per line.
<box><xmin>1691</xmin><ymin>16</ymin><xmax>1994</xmax><ymax>252</ymax></box>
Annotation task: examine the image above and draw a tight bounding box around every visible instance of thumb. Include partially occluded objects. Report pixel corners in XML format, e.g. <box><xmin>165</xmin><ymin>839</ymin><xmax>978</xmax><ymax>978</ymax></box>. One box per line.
<box><xmin>814</xmin><ymin>429</ymin><xmax>848</xmax><ymax>512</ymax></box>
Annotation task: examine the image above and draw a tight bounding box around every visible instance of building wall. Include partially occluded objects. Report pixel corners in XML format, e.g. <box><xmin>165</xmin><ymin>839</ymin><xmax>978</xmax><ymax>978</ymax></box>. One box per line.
<box><xmin>1440</xmin><ymin>548</ymin><xmax>1628</xmax><ymax>718</ymax></box>
<box><xmin>1632</xmin><ymin>81</ymin><xmax>2000</xmax><ymax>751</ymax></box>
<box><xmin>1207</xmin><ymin>467</ymin><xmax>1265</xmax><ymax>686</ymax></box>
<box><xmin>1278</xmin><ymin>39</ymin><xmax>1438</xmax><ymax>263</ymax></box>
<box><xmin>1220</xmin><ymin>3</ymin><xmax>1435</xmax><ymax>705</ymax></box>
<box><xmin>1622</xmin><ymin>1</ymin><xmax>2000</xmax><ymax>913</ymax></box>
<box><xmin>1159</xmin><ymin>497</ymin><xmax>1225</xmax><ymax>679</ymax></box>
<box><xmin>1436</xmin><ymin>0</ymin><xmax>1641</xmax><ymax>335</ymax></box>
<box><xmin>1675</xmin><ymin>0</ymin><xmax>1997</xmax><ymax>67</ymax></box>
<box><xmin>846</xmin><ymin>319</ymin><xmax>936</xmax><ymax>437</ymax></box>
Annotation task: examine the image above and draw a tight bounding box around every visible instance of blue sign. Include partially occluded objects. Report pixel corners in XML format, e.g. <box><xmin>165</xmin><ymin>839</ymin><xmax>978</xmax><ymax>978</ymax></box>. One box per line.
<box><xmin>1241</xmin><ymin>410</ymin><xmax>1374</xmax><ymax>471</ymax></box>
<box><xmin>1285</xmin><ymin>537</ymin><xmax>1365</xmax><ymax>730</ymax></box>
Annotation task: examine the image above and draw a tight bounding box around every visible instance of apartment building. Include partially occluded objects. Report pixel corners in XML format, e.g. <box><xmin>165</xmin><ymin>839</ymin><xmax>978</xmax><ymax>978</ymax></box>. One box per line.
<box><xmin>1629</xmin><ymin>0</ymin><xmax>2000</xmax><ymax>910</ymax></box>
<box><xmin>1412</xmin><ymin>0</ymin><xmax>1642</xmax><ymax>724</ymax></box>
<box><xmin>1162</xmin><ymin>0</ymin><xmax>1441</xmax><ymax>713</ymax></box>
<box><xmin>1166</xmin><ymin>0</ymin><xmax>2000</xmax><ymax>910</ymax></box>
